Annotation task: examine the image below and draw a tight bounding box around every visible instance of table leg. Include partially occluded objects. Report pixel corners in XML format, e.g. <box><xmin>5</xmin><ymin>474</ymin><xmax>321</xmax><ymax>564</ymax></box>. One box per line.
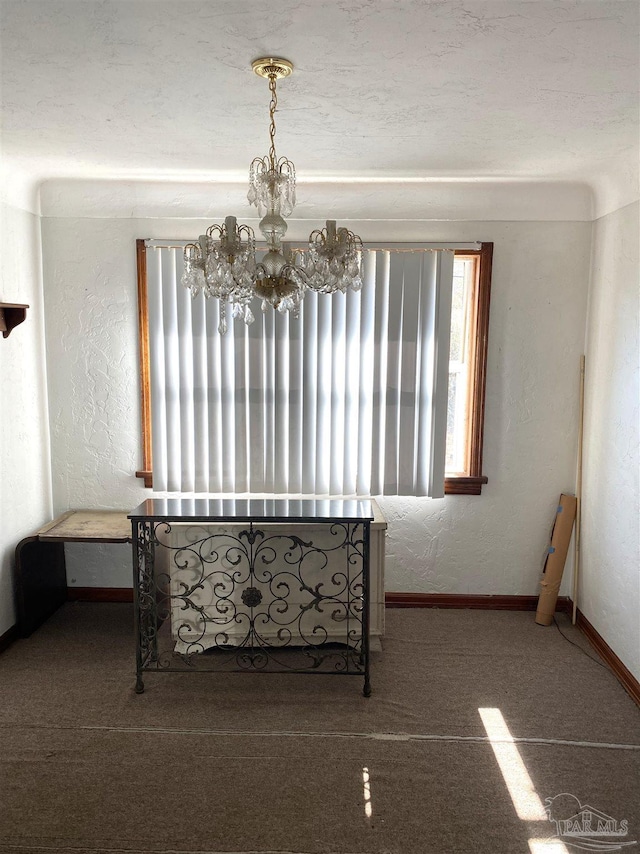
<box><xmin>14</xmin><ymin>538</ymin><xmax>67</xmax><ymax>637</ymax></box>
<box><xmin>362</xmin><ymin>521</ymin><xmax>372</xmax><ymax>697</ymax></box>
<box><xmin>132</xmin><ymin>520</ymin><xmax>150</xmax><ymax>695</ymax></box>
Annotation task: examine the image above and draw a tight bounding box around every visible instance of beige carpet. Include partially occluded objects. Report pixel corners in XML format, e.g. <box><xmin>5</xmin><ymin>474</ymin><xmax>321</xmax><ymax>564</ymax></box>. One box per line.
<box><xmin>0</xmin><ymin>604</ymin><xmax>638</xmax><ymax>854</ymax></box>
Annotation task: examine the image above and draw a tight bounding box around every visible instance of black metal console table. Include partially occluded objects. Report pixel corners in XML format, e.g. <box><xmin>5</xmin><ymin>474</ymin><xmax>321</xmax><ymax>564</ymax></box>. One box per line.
<box><xmin>128</xmin><ymin>498</ymin><xmax>373</xmax><ymax>696</ymax></box>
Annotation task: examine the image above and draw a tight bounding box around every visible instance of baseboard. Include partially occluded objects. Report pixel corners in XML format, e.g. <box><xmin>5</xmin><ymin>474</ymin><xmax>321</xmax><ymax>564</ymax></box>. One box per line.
<box><xmin>575</xmin><ymin>608</ymin><xmax>640</xmax><ymax>707</ymax></box>
<box><xmin>67</xmin><ymin>587</ymin><xmax>133</xmax><ymax>603</ymax></box>
<box><xmin>385</xmin><ymin>592</ymin><xmax>571</xmax><ymax>612</ymax></box>
<box><xmin>71</xmin><ymin>589</ymin><xmax>574</xmax><ymax>613</ymax></box>
<box><xmin>0</xmin><ymin>623</ymin><xmax>18</xmax><ymax>654</ymax></box>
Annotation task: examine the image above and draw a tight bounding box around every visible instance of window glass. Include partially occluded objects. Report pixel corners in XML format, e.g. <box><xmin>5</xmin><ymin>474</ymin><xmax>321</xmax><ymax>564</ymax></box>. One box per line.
<box><xmin>446</xmin><ymin>256</ymin><xmax>477</xmax><ymax>475</ymax></box>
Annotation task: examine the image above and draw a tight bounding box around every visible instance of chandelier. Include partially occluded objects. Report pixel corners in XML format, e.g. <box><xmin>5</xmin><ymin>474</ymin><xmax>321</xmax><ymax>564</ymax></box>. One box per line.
<box><xmin>181</xmin><ymin>58</ymin><xmax>364</xmax><ymax>334</ymax></box>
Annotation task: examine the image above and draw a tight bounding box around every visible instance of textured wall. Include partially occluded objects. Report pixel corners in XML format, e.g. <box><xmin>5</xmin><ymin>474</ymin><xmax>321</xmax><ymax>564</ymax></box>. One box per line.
<box><xmin>42</xmin><ymin>216</ymin><xmax>590</xmax><ymax>596</ymax></box>
<box><xmin>581</xmin><ymin>201</ymin><xmax>639</xmax><ymax>680</ymax></box>
<box><xmin>0</xmin><ymin>203</ymin><xmax>53</xmax><ymax>634</ymax></box>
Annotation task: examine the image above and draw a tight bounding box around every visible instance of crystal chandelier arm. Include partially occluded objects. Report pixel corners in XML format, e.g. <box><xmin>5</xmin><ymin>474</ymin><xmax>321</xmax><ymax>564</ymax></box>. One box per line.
<box><xmin>184</xmin><ymin>241</ymin><xmax>203</xmax><ymax>265</ymax></box>
<box><xmin>340</xmin><ymin>227</ymin><xmax>364</xmax><ymax>253</ymax></box>
<box><xmin>308</xmin><ymin>220</ymin><xmax>336</xmax><ymax>249</ymax></box>
<box><xmin>206</xmin><ymin>223</ymin><xmax>223</xmax><ymax>239</ymax></box>
<box><xmin>237</xmin><ymin>223</ymin><xmax>255</xmax><ymax>241</ymax></box>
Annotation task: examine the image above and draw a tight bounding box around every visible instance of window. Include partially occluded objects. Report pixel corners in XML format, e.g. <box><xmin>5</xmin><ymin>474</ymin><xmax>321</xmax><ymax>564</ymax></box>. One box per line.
<box><xmin>136</xmin><ymin>241</ymin><xmax>492</xmax><ymax>496</ymax></box>
<box><xmin>445</xmin><ymin>245</ymin><xmax>492</xmax><ymax>495</ymax></box>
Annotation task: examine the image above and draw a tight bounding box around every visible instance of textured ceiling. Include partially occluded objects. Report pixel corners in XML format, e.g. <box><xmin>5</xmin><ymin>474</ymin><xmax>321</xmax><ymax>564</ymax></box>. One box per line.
<box><xmin>1</xmin><ymin>0</ymin><xmax>638</xmax><ymax>199</ymax></box>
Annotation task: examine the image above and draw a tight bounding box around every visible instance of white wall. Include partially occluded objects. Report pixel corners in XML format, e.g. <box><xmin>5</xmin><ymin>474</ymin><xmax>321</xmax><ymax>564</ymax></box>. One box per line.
<box><xmin>581</xmin><ymin>201</ymin><xmax>639</xmax><ymax>681</ymax></box>
<box><xmin>0</xmin><ymin>202</ymin><xmax>53</xmax><ymax>635</ymax></box>
<box><xmin>41</xmin><ymin>216</ymin><xmax>590</xmax><ymax>597</ymax></box>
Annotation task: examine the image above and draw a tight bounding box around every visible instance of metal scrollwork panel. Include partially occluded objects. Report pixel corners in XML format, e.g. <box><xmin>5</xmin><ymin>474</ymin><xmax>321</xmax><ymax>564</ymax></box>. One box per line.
<box><xmin>133</xmin><ymin>520</ymin><xmax>159</xmax><ymax>669</ymax></box>
<box><xmin>136</xmin><ymin>520</ymin><xmax>366</xmax><ymax>675</ymax></box>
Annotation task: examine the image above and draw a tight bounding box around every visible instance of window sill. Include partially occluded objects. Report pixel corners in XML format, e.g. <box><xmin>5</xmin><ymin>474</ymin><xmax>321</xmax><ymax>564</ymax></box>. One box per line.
<box><xmin>444</xmin><ymin>475</ymin><xmax>488</xmax><ymax>496</ymax></box>
<box><xmin>135</xmin><ymin>469</ymin><xmax>153</xmax><ymax>488</ymax></box>
<box><xmin>138</xmin><ymin>469</ymin><xmax>488</xmax><ymax>496</ymax></box>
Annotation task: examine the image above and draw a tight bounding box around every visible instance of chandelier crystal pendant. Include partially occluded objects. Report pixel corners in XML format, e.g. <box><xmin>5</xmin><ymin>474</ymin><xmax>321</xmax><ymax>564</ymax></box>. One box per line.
<box><xmin>181</xmin><ymin>57</ymin><xmax>364</xmax><ymax>334</ymax></box>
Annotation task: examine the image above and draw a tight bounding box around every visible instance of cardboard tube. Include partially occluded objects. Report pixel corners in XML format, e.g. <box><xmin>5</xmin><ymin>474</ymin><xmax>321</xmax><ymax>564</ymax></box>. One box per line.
<box><xmin>535</xmin><ymin>494</ymin><xmax>577</xmax><ymax>626</ymax></box>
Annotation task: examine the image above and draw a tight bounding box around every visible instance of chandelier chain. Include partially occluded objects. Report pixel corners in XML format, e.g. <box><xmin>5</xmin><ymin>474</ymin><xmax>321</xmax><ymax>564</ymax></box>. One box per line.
<box><xmin>268</xmin><ymin>73</ymin><xmax>278</xmax><ymax>170</ymax></box>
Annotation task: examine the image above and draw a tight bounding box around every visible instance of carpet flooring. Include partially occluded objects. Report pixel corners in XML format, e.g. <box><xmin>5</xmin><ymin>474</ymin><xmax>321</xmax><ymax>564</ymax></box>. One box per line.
<box><xmin>0</xmin><ymin>604</ymin><xmax>638</xmax><ymax>854</ymax></box>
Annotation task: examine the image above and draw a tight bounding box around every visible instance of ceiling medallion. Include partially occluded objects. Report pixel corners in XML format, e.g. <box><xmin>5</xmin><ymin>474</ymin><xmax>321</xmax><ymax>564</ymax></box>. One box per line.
<box><xmin>181</xmin><ymin>57</ymin><xmax>364</xmax><ymax>334</ymax></box>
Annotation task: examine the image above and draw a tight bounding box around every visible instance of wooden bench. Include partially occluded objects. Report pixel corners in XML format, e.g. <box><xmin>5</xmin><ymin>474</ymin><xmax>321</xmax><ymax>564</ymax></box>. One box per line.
<box><xmin>14</xmin><ymin>511</ymin><xmax>130</xmax><ymax>637</ymax></box>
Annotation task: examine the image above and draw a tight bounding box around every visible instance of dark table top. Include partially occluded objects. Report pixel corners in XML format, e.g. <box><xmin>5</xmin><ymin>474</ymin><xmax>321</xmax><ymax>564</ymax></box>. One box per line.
<box><xmin>128</xmin><ymin>498</ymin><xmax>374</xmax><ymax>523</ymax></box>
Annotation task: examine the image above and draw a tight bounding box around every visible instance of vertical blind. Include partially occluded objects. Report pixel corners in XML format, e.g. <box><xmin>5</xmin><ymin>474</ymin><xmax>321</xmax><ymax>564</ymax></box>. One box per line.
<box><xmin>147</xmin><ymin>246</ymin><xmax>454</xmax><ymax>497</ymax></box>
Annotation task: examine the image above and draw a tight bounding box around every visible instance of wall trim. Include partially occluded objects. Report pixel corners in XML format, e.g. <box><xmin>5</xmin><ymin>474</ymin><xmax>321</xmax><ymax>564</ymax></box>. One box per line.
<box><xmin>71</xmin><ymin>589</ymin><xmax>569</xmax><ymax>611</ymax></box>
<box><xmin>38</xmin><ymin>177</ymin><xmax>594</xmax><ymax>221</ymax></box>
<box><xmin>575</xmin><ymin>608</ymin><xmax>640</xmax><ymax>707</ymax></box>
<box><xmin>385</xmin><ymin>592</ymin><xmax>571</xmax><ymax>612</ymax></box>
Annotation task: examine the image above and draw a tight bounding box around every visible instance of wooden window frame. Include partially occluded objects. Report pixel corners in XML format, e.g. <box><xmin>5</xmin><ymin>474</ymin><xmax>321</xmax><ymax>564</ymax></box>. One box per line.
<box><xmin>135</xmin><ymin>239</ymin><xmax>153</xmax><ymax>488</ymax></box>
<box><xmin>135</xmin><ymin>239</ymin><xmax>492</xmax><ymax>495</ymax></box>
